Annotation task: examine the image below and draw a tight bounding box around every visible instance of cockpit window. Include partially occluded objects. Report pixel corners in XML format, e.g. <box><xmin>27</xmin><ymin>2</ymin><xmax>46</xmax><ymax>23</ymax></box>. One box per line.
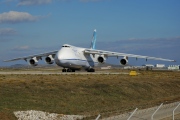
<box><xmin>62</xmin><ymin>45</ymin><xmax>70</xmax><ymax>48</ymax></box>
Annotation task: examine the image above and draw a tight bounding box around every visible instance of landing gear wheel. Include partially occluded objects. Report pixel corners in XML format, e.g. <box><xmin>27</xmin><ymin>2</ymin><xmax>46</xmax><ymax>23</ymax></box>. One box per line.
<box><xmin>67</xmin><ymin>69</ymin><xmax>72</xmax><ymax>72</ymax></box>
<box><xmin>87</xmin><ymin>68</ymin><xmax>95</xmax><ymax>72</ymax></box>
<box><xmin>91</xmin><ymin>68</ymin><xmax>95</xmax><ymax>72</ymax></box>
<box><xmin>62</xmin><ymin>69</ymin><xmax>66</xmax><ymax>72</ymax></box>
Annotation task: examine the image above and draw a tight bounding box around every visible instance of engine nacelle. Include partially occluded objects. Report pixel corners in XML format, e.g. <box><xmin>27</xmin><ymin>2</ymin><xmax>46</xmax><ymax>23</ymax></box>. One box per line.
<box><xmin>120</xmin><ymin>58</ymin><xmax>128</xmax><ymax>65</ymax></box>
<box><xmin>45</xmin><ymin>55</ymin><xmax>54</xmax><ymax>64</ymax></box>
<box><xmin>97</xmin><ymin>56</ymin><xmax>105</xmax><ymax>63</ymax></box>
<box><xmin>29</xmin><ymin>57</ymin><xmax>38</xmax><ymax>66</ymax></box>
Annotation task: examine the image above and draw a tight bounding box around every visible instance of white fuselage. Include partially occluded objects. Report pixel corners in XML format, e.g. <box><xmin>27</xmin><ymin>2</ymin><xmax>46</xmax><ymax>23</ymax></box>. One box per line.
<box><xmin>55</xmin><ymin>44</ymin><xmax>99</xmax><ymax>70</ymax></box>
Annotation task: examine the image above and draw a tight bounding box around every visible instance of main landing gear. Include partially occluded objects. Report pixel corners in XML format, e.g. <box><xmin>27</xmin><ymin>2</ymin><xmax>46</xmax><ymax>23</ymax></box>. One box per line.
<box><xmin>87</xmin><ymin>68</ymin><xmax>95</xmax><ymax>72</ymax></box>
<box><xmin>62</xmin><ymin>68</ymin><xmax>75</xmax><ymax>72</ymax></box>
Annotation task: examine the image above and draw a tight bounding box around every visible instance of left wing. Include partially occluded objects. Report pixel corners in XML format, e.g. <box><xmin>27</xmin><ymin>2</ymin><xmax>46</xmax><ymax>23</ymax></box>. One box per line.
<box><xmin>4</xmin><ymin>50</ymin><xmax>58</xmax><ymax>62</ymax></box>
<box><xmin>84</xmin><ymin>49</ymin><xmax>176</xmax><ymax>62</ymax></box>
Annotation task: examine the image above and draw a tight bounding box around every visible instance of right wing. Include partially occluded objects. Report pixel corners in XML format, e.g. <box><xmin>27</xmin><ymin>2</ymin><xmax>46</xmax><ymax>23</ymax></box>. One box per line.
<box><xmin>4</xmin><ymin>50</ymin><xmax>58</xmax><ymax>62</ymax></box>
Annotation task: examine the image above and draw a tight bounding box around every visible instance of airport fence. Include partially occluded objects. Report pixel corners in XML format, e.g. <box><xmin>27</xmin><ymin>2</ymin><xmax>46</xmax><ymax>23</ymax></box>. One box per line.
<box><xmin>95</xmin><ymin>102</ymin><xmax>180</xmax><ymax>120</ymax></box>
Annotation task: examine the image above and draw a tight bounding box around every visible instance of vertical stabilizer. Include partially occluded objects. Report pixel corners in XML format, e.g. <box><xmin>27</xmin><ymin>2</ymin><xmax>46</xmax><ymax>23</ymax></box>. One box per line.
<box><xmin>90</xmin><ymin>29</ymin><xmax>97</xmax><ymax>49</ymax></box>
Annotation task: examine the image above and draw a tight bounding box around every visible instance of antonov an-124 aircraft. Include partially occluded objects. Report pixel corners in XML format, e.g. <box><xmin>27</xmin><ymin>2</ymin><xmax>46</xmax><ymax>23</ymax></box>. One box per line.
<box><xmin>4</xmin><ymin>29</ymin><xmax>175</xmax><ymax>72</ymax></box>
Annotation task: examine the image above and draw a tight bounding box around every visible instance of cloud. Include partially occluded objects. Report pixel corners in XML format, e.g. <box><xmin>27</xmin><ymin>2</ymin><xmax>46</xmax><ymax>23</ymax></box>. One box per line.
<box><xmin>79</xmin><ymin>0</ymin><xmax>102</xmax><ymax>2</ymax></box>
<box><xmin>0</xmin><ymin>38</ymin><xmax>14</xmax><ymax>42</ymax></box>
<box><xmin>57</xmin><ymin>0</ymin><xmax>105</xmax><ymax>2</ymax></box>
<box><xmin>11</xmin><ymin>45</ymin><xmax>48</xmax><ymax>52</ymax></box>
<box><xmin>0</xmin><ymin>0</ymin><xmax>14</xmax><ymax>4</ymax></box>
<box><xmin>0</xmin><ymin>11</ymin><xmax>40</xmax><ymax>24</ymax></box>
<box><xmin>0</xmin><ymin>28</ymin><xmax>17</xmax><ymax>36</ymax></box>
<box><xmin>17</xmin><ymin>0</ymin><xmax>52</xmax><ymax>6</ymax></box>
<box><xmin>1</xmin><ymin>0</ymin><xmax>106</xmax><ymax>5</ymax></box>
<box><xmin>2</xmin><ymin>0</ymin><xmax>14</xmax><ymax>2</ymax></box>
<box><xmin>125</xmin><ymin>37</ymin><xmax>180</xmax><ymax>42</ymax></box>
<box><xmin>12</xmin><ymin>46</ymin><xmax>30</xmax><ymax>51</ymax></box>
<box><xmin>97</xmin><ymin>37</ymin><xmax>180</xmax><ymax>53</ymax></box>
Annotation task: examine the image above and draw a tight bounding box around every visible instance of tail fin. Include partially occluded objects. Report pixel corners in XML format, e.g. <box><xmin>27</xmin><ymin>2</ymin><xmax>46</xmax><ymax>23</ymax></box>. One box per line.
<box><xmin>90</xmin><ymin>29</ymin><xmax>97</xmax><ymax>49</ymax></box>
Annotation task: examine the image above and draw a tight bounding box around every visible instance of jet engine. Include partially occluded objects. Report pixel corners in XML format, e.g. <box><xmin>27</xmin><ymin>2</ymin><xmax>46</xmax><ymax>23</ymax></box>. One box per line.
<box><xmin>45</xmin><ymin>55</ymin><xmax>54</xmax><ymax>64</ymax></box>
<box><xmin>29</xmin><ymin>57</ymin><xmax>38</xmax><ymax>66</ymax></box>
<box><xmin>120</xmin><ymin>56</ymin><xmax>128</xmax><ymax>65</ymax></box>
<box><xmin>97</xmin><ymin>56</ymin><xmax>106</xmax><ymax>63</ymax></box>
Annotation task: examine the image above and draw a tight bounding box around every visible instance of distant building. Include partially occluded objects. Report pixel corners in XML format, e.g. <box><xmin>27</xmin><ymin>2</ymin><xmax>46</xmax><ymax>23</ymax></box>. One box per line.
<box><xmin>155</xmin><ymin>64</ymin><xmax>165</xmax><ymax>68</ymax></box>
<box><xmin>123</xmin><ymin>66</ymin><xmax>133</xmax><ymax>69</ymax></box>
<box><xmin>142</xmin><ymin>64</ymin><xmax>154</xmax><ymax>70</ymax></box>
<box><xmin>142</xmin><ymin>64</ymin><xmax>154</xmax><ymax>67</ymax></box>
<box><xmin>168</xmin><ymin>65</ymin><xmax>180</xmax><ymax>70</ymax></box>
<box><xmin>101</xmin><ymin>66</ymin><xmax>111</xmax><ymax>69</ymax></box>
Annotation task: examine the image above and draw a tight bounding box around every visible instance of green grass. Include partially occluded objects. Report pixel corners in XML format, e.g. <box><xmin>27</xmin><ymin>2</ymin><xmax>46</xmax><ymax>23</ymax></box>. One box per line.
<box><xmin>0</xmin><ymin>71</ymin><xmax>180</xmax><ymax>119</ymax></box>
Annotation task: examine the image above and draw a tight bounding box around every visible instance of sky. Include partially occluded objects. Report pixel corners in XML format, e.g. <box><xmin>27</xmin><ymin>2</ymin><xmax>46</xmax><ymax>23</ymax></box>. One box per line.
<box><xmin>0</xmin><ymin>0</ymin><xmax>180</xmax><ymax>66</ymax></box>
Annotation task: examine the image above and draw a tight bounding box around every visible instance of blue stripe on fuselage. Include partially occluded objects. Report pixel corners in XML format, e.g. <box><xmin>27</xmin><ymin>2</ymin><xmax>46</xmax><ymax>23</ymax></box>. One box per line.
<box><xmin>61</xmin><ymin>59</ymin><xmax>98</xmax><ymax>63</ymax></box>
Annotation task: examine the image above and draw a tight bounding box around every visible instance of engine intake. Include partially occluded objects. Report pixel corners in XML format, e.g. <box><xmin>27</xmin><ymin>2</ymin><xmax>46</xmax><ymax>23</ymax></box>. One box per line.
<box><xmin>97</xmin><ymin>56</ymin><xmax>104</xmax><ymax>63</ymax></box>
<box><xmin>120</xmin><ymin>58</ymin><xmax>128</xmax><ymax>65</ymax></box>
<box><xmin>29</xmin><ymin>57</ymin><xmax>38</xmax><ymax>66</ymax></box>
<box><xmin>45</xmin><ymin>55</ymin><xmax>54</xmax><ymax>64</ymax></box>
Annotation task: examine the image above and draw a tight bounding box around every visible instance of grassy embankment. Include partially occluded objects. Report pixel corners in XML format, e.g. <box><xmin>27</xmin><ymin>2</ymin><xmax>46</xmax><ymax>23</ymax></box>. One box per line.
<box><xmin>0</xmin><ymin>70</ymin><xmax>180</xmax><ymax>119</ymax></box>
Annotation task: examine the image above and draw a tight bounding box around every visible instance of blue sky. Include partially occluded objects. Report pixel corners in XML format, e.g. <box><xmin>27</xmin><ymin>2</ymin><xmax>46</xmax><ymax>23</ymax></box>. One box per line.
<box><xmin>0</xmin><ymin>0</ymin><xmax>180</xmax><ymax>66</ymax></box>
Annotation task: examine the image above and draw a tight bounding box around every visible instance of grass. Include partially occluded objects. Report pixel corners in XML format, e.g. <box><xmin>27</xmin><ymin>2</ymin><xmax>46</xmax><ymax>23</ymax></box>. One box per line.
<box><xmin>0</xmin><ymin>70</ymin><xmax>180</xmax><ymax>119</ymax></box>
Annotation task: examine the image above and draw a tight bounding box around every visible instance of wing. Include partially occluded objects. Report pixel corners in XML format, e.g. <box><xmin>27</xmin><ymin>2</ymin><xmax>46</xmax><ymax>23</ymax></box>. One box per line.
<box><xmin>84</xmin><ymin>49</ymin><xmax>176</xmax><ymax>62</ymax></box>
<box><xmin>4</xmin><ymin>50</ymin><xmax>58</xmax><ymax>62</ymax></box>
